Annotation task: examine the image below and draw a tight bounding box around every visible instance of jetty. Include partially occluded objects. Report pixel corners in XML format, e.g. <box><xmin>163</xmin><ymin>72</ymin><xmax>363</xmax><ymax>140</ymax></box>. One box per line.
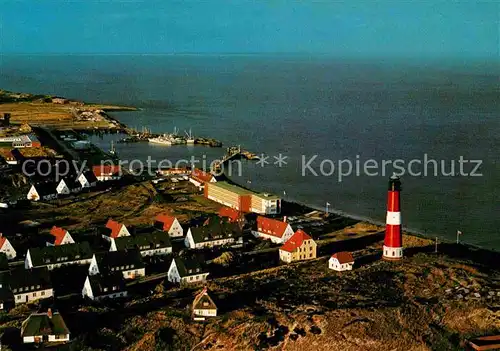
<box><xmin>212</xmin><ymin>145</ymin><xmax>259</xmax><ymax>171</ymax></box>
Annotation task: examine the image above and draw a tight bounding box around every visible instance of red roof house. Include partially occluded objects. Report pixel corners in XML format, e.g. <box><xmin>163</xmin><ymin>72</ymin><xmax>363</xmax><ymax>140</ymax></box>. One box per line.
<box><xmin>279</xmin><ymin>230</ymin><xmax>317</xmax><ymax>263</ymax></box>
<box><xmin>104</xmin><ymin>219</ymin><xmax>130</xmax><ymax>240</ymax></box>
<box><xmin>48</xmin><ymin>226</ymin><xmax>75</xmax><ymax>246</ymax></box>
<box><xmin>154</xmin><ymin>214</ymin><xmax>183</xmax><ymax>237</ymax></box>
<box><xmin>189</xmin><ymin>169</ymin><xmax>216</xmax><ymax>187</ymax></box>
<box><xmin>92</xmin><ymin>165</ymin><xmax>122</xmax><ymax>181</ymax></box>
<box><xmin>252</xmin><ymin>216</ymin><xmax>294</xmax><ymax>244</ymax></box>
<box><xmin>329</xmin><ymin>251</ymin><xmax>355</xmax><ymax>271</ymax></box>
<box><xmin>219</xmin><ymin>207</ymin><xmax>245</xmax><ymax>226</ymax></box>
<box><xmin>0</xmin><ymin>233</ymin><xmax>16</xmax><ymax>259</ymax></box>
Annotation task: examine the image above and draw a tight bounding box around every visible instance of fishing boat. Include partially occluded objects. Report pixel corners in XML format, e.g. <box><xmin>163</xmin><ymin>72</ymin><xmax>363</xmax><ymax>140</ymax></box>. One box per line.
<box><xmin>185</xmin><ymin>129</ymin><xmax>195</xmax><ymax>144</ymax></box>
<box><xmin>148</xmin><ymin>134</ymin><xmax>173</xmax><ymax>146</ymax></box>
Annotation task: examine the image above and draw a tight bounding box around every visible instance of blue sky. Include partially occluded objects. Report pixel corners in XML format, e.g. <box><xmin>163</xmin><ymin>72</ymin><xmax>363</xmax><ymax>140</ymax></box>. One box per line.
<box><xmin>0</xmin><ymin>0</ymin><xmax>498</xmax><ymax>57</ymax></box>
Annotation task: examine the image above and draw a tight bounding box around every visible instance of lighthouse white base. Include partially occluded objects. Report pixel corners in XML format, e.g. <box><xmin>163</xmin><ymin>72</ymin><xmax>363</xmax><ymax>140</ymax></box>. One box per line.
<box><xmin>383</xmin><ymin>246</ymin><xmax>403</xmax><ymax>260</ymax></box>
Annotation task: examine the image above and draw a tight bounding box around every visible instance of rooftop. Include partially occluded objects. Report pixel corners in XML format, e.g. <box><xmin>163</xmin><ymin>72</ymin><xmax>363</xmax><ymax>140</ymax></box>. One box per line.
<box><xmin>21</xmin><ymin>310</ymin><xmax>70</xmax><ymax>337</ymax></box>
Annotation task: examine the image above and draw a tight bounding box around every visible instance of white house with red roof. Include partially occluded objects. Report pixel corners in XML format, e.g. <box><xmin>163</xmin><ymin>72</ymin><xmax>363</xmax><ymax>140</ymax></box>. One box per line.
<box><xmin>92</xmin><ymin>165</ymin><xmax>122</xmax><ymax>182</ymax></box>
<box><xmin>0</xmin><ymin>234</ymin><xmax>16</xmax><ymax>259</ymax></box>
<box><xmin>251</xmin><ymin>216</ymin><xmax>294</xmax><ymax>244</ymax></box>
<box><xmin>279</xmin><ymin>229</ymin><xmax>317</xmax><ymax>263</ymax></box>
<box><xmin>47</xmin><ymin>226</ymin><xmax>75</xmax><ymax>246</ymax></box>
<box><xmin>189</xmin><ymin>168</ymin><xmax>217</xmax><ymax>188</ymax></box>
<box><xmin>154</xmin><ymin>213</ymin><xmax>183</xmax><ymax>238</ymax></box>
<box><xmin>103</xmin><ymin>219</ymin><xmax>131</xmax><ymax>241</ymax></box>
<box><xmin>329</xmin><ymin>252</ymin><xmax>355</xmax><ymax>271</ymax></box>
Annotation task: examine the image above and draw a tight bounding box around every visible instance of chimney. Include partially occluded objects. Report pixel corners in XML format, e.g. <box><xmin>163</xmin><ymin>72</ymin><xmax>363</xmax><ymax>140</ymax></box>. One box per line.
<box><xmin>283</xmin><ymin>216</ymin><xmax>287</xmax><ymax>223</ymax></box>
<box><xmin>47</xmin><ymin>308</ymin><xmax>53</xmax><ymax>318</ymax></box>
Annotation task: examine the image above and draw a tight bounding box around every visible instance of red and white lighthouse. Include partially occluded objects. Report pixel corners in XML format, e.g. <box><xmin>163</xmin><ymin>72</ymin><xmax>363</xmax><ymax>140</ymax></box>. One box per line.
<box><xmin>383</xmin><ymin>174</ymin><xmax>403</xmax><ymax>260</ymax></box>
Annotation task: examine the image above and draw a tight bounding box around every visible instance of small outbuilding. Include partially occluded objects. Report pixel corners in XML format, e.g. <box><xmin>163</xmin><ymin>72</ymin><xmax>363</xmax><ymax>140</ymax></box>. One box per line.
<box><xmin>192</xmin><ymin>287</ymin><xmax>217</xmax><ymax>321</ymax></box>
<box><xmin>329</xmin><ymin>252</ymin><xmax>354</xmax><ymax>271</ymax></box>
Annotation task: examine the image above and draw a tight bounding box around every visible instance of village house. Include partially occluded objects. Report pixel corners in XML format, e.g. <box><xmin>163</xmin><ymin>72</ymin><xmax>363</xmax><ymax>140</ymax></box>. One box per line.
<box><xmin>27</xmin><ymin>182</ymin><xmax>58</xmax><ymax>201</ymax></box>
<box><xmin>252</xmin><ymin>216</ymin><xmax>294</xmax><ymax>244</ymax></box>
<box><xmin>21</xmin><ymin>309</ymin><xmax>70</xmax><ymax>345</ymax></box>
<box><xmin>92</xmin><ymin>165</ymin><xmax>122</xmax><ymax>181</ymax></box>
<box><xmin>189</xmin><ymin>168</ymin><xmax>217</xmax><ymax>188</ymax></box>
<box><xmin>25</xmin><ymin>242</ymin><xmax>93</xmax><ymax>270</ymax></box>
<box><xmin>0</xmin><ymin>234</ymin><xmax>16</xmax><ymax>259</ymax></box>
<box><xmin>103</xmin><ymin>219</ymin><xmax>131</xmax><ymax>241</ymax></box>
<box><xmin>167</xmin><ymin>257</ymin><xmax>209</xmax><ymax>285</ymax></box>
<box><xmin>0</xmin><ymin>267</ymin><xmax>53</xmax><ymax>305</ymax></box>
<box><xmin>185</xmin><ymin>217</ymin><xmax>243</xmax><ymax>249</ymax></box>
<box><xmin>56</xmin><ymin>178</ymin><xmax>82</xmax><ymax>195</ymax></box>
<box><xmin>109</xmin><ymin>231</ymin><xmax>172</xmax><ymax>256</ymax></box>
<box><xmin>77</xmin><ymin>170</ymin><xmax>98</xmax><ymax>188</ymax></box>
<box><xmin>192</xmin><ymin>287</ymin><xmax>217</xmax><ymax>321</ymax></box>
<box><xmin>279</xmin><ymin>230</ymin><xmax>317</xmax><ymax>263</ymax></box>
<box><xmin>88</xmin><ymin>249</ymin><xmax>146</xmax><ymax>279</ymax></box>
<box><xmin>82</xmin><ymin>273</ymin><xmax>128</xmax><ymax>301</ymax></box>
<box><xmin>47</xmin><ymin>226</ymin><xmax>75</xmax><ymax>246</ymax></box>
<box><xmin>329</xmin><ymin>252</ymin><xmax>355</xmax><ymax>271</ymax></box>
<box><xmin>219</xmin><ymin>206</ymin><xmax>246</xmax><ymax>230</ymax></box>
<box><xmin>154</xmin><ymin>213</ymin><xmax>184</xmax><ymax>238</ymax></box>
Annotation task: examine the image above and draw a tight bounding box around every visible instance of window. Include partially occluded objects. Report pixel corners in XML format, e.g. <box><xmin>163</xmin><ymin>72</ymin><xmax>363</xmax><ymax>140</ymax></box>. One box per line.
<box><xmin>41</xmin><ymin>291</ymin><xmax>45</xmax><ymax>296</ymax></box>
<box><xmin>12</xmin><ymin>289</ymin><xmax>17</xmax><ymax>293</ymax></box>
<box><xmin>189</xmin><ymin>277</ymin><xmax>193</xmax><ymax>281</ymax></box>
<box><xmin>17</xmin><ymin>295</ymin><xmax>21</xmax><ymax>300</ymax></box>
<box><xmin>31</xmin><ymin>285</ymin><xmax>34</xmax><ymax>290</ymax></box>
<box><xmin>309</xmin><ymin>253</ymin><xmax>312</xmax><ymax>258</ymax></box>
<box><xmin>392</xmin><ymin>251</ymin><xmax>395</xmax><ymax>256</ymax></box>
<box><xmin>203</xmin><ymin>301</ymin><xmax>209</xmax><ymax>306</ymax></box>
<box><xmin>33</xmin><ymin>292</ymin><xmax>36</xmax><ymax>297</ymax></box>
<box><xmin>103</xmin><ymin>288</ymin><xmax>108</xmax><ymax>292</ymax></box>
<box><xmin>37</xmin><ymin>285</ymin><xmax>40</xmax><ymax>289</ymax></box>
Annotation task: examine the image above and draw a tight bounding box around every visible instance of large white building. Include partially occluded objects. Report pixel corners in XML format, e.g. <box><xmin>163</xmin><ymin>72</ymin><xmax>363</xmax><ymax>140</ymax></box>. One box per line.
<box><xmin>204</xmin><ymin>181</ymin><xmax>281</xmax><ymax>215</ymax></box>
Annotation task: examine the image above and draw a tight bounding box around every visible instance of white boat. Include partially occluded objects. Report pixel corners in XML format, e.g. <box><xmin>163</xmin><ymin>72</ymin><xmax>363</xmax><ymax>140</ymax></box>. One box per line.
<box><xmin>149</xmin><ymin>134</ymin><xmax>173</xmax><ymax>146</ymax></box>
<box><xmin>185</xmin><ymin>129</ymin><xmax>195</xmax><ymax>144</ymax></box>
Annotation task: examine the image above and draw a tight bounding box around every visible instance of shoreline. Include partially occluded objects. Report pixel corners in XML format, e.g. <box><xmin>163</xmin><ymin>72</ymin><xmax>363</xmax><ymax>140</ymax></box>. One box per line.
<box><xmin>224</xmin><ymin>175</ymin><xmax>498</xmax><ymax>255</ymax></box>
